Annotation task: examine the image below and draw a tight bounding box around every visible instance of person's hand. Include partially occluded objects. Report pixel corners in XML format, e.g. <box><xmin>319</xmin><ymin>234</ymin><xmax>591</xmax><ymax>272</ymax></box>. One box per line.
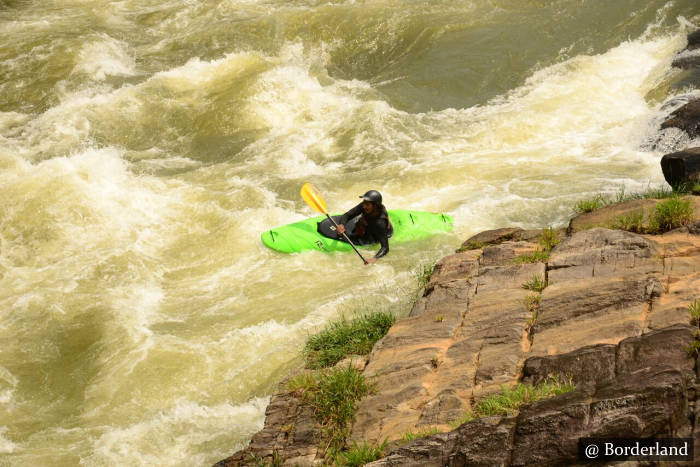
<box><xmin>337</xmin><ymin>224</ymin><xmax>345</xmax><ymax>236</ymax></box>
<box><xmin>365</xmin><ymin>257</ymin><xmax>376</xmax><ymax>265</ymax></box>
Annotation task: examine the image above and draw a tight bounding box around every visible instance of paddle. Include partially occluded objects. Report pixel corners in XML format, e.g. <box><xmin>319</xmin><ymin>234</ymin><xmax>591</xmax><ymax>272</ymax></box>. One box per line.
<box><xmin>300</xmin><ymin>182</ymin><xmax>368</xmax><ymax>265</ymax></box>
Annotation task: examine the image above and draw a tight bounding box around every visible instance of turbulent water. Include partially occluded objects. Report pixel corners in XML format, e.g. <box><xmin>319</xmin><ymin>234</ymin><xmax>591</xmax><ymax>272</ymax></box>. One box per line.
<box><xmin>1</xmin><ymin>0</ymin><xmax>699</xmax><ymax>465</ymax></box>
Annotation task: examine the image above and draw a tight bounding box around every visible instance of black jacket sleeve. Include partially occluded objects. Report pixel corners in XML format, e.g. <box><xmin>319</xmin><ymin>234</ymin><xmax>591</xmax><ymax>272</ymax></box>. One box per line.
<box><xmin>339</xmin><ymin>203</ymin><xmax>363</xmax><ymax>225</ymax></box>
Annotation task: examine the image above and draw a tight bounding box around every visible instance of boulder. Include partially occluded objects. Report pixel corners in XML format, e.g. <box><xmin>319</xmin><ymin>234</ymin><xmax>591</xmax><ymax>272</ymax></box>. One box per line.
<box><xmin>660</xmin><ymin>147</ymin><xmax>700</xmax><ymax>188</ymax></box>
<box><xmin>660</xmin><ymin>100</ymin><xmax>700</xmax><ymax>138</ymax></box>
<box><xmin>672</xmin><ymin>29</ymin><xmax>700</xmax><ymax>68</ymax></box>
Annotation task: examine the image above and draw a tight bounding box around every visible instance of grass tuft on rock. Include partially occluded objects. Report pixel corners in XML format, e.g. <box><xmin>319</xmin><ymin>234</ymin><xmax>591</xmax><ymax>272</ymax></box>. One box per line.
<box><xmin>400</xmin><ymin>426</ymin><xmax>441</xmax><ymax>442</ymax></box>
<box><xmin>338</xmin><ymin>440</ymin><xmax>388</xmax><ymax>466</ymax></box>
<box><xmin>522</xmin><ymin>275</ymin><xmax>546</xmax><ymax>292</ymax></box>
<box><xmin>647</xmin><ymin>196</ymin><xmax>694</xmax><ymax>233</ymax></box>
<box><xmin>609</xmin><ymin>211</ymin><xmax>645</xmax><ymax>233</ymax></box>
<box><xmin>287</xmin><ymin>366</ymin><xmax>373</xmax><ymax>457</ymax></box>
<box><xmin>304</xmin><ymin>311</ymin><xmax>395</xmax><ymax>369</ymax></box>
<box><xmin>514</xmin><ymin>228</ymin><xmax>559</xmax><ymax>264</ymax></box>
<box><xmin>414</xmin><ymin>262</ymin><xmax>435</xmax><ymax>287</ymax></box>
<box><xmin>514</xmin><ymin>249</ymin><xmax>550</xmax><ymax>264</ymax></box>
<box><xmin>449</xmin><ymin>377</ymin><xmax>574</xmax><ymax>428</ymax></box>
<box><xmin>689</xmin><ymin>299</ymin><xmax>700</xmax><ymax>326</ymax></box>
<box><xmin>457</xmin><ymin>240</ymin><xmax>484</xmax><ymax>252</ymax></box>
<box><xmin>573</xmin><ymin>185</ymin><xmax>675</xmax><ymax>214</ymax></box>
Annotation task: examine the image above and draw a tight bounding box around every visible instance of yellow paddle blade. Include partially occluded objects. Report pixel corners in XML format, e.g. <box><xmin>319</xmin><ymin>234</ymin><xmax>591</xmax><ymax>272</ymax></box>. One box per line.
<box><xmin>300</xmin><ymin>182</ymin><xmax>328</xmax><ymax>214</ymax></box>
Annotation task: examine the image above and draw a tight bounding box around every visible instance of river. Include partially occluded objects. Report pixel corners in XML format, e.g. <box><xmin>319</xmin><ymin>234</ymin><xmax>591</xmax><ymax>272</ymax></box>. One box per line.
<box><xmin>0</xmin><ymin>0</ymin><xmax>698</xmax><ymax>465</ymax></box>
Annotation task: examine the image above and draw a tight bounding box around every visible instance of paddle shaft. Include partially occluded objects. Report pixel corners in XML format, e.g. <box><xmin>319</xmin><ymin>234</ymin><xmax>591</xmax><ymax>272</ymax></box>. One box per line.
<box><xmin>325</xmin><ymin>214</ymin><xmax>368</xmax><ymax>264</ymax></box>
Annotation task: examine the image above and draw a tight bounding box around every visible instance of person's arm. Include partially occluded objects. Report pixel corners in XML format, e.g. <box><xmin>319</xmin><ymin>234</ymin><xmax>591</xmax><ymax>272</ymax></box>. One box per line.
<box><xmin>338</xmin><ymin>203</ymin><xmax>363</xmax><ymax>235</ymax></box>
<box><xmin>339</xmin><ymin>203</ymin><xmax>363</xmax><ymax>225</ymax></box>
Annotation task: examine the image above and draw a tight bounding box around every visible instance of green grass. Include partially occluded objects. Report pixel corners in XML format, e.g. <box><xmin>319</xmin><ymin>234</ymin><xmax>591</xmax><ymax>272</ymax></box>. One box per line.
<box><xmin>449</xmin><ymin>377</ymin><xmax>574</xmax><ymax>427</ymax></box>
<box><xmin>538</xmin><ymin>227</ymin><xmax>560</xmax><ymax>251</ymax></box>
<box><xmin>304</xmin><ymin>311</ymin><xmax>395</xmax><ymax>369</ymax></box>
<box><xmin>400</xmin><ymin>426</ymin><xmax>441</xmax><ymax>442</ymax></box>
<box><xmin>575</xmin><ymin>194</ymin><xmax>607</xmax><ymax>213</ymax></box>
<box><xmin>448</xmin><ymin>411</ymin><xmax>475</xmax><ymax>429</ymax></box>
<box><xmin>692</xmin><ymin>183</ymin><xmax>700</xmax><ymax>196</ymax></box>
<box><xmin>514</xmin><ymin>228</ymin><xmax>560</xmax><ymax>264</ymax></box>
<box><xmin>514</xmin><ymin>249</ymin><xmax>550</xmax><ymax>264</ymax></box>
<box><xmin>522</xmin><ymin>294</ymin><xmax>541</xmax><ymax>328</ymax></box>
<box><xmin>338</xmin><ymin>440</ymin><xmax>388</xmax><ymax>466</ymax></box>
<box><xmin>522</xmin><ymin>276</ymin><xmax>546</xmax><ymax>292</ymax></box>
<box><xmin>573</xmin><ymin>185</ymin><xmax>676</xmax><ymax>214</ymax></box>
<box><xmin>690</xmin><ymin>300</ymin><xmax>700</xmax><ymax>326</ymax></box>
<box><xmin>414</xmin><ymin>262</ymin><xmax>435</xmax><ymax>287</ymax></box>
<box><xmin>287</xmin><ymin>372</ymin><xmax>317</xmax><ymax>394</ymax></box>
<box><xmin>287</xmin><ymin>366</ymin><xmax>373</xmax><ymax>457</ymax></box>
<box><xmin>647</xmin><ymin>196</ymin><xmax>694</xmax><ymax>233</ymax></box>
<box><xmin>457</xmin><ymin>240</ymin><xmax>485</xmax><ymax>252</ymax></box>
<box><xmin>609</xmin><ymin>211</ymin><xmax>645</xmax><ymax>233</ymax></box>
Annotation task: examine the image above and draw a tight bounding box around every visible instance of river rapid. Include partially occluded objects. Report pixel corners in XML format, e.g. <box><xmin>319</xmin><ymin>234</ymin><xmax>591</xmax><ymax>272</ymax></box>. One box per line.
<box><xmin>1</xmin><ymin>0</ymin><xmax>699</xmax><ymax>465</ymax></box>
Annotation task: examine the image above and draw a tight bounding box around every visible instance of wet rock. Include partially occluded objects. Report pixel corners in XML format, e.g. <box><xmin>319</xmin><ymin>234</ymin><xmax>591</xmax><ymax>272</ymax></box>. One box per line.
<box><xmin>660</xmin><ymin>147</ymin><xmax>700</xmax><ymax>188</ymax></box>
<box><xmin>661</xmin><ymin>100</ymin><xmax>700</xmax><ymax>138</ymax></box>
<box><xmin>672</xmin><ymin>30</ymin><xmax>700</xmax><ymax>68</ymax></box>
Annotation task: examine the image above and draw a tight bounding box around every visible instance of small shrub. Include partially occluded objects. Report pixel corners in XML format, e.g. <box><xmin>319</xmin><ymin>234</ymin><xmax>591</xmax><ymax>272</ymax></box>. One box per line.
<box><xmin>434</xmin><ymin>314</ymin><xmax>444</xmax><ymax>323</ymax></box>
<box><xmin>647</xmin><ymin>196</ymin><xmax>693</xmax><ymax>233</ymax></box>
<box><xmin>287</xmin><ymin>366</ymin><xmax>373</xmax><ymax>456</ymax></box>
<box><xmin>304</xmin><ymin>311</ymin><xmax>395</xmax><ymax>369</ymax></box>
<box><xmin>338</xmin><ymin>440</ymin><xmax>388</xmax><ymax>466</ymax></box>
<box><xmin>522</xmin><ymin>294</ymin><xmax>541</xmax><ymax>313</ymax></box>
<box><xmin>430</xmin><ymin>355</ymin><xmax>441</xmax><ymax>368</ymax></box>
<box><xmin>539</xmin><ymin>227</ymin><xmax>560</xmax><ymax>251</ymax></box>
<box><xmin>401</xmin><ymin>426</ymin><xmax>441</xmax><ymax>442</ymax></box>
<box><xmin>690</xmin><ymin>300</ymin><xmax>700</xmax><ymax>326</ymax></box>
<box><xmin>609</xmin><ymin>211</ymin><xmax>645</xmax><ymax>233</ymax></box>
<box><xmin>415</xmin><ymin>262</ymin><xmax>435</xmax><ymax>287</ymax></box>
<box><xmin>522</xmin><ymin>276</ymin><xmax>546</xmax><ymax>292</ymax></box>
<box><xmin>686</xmin><ymin>338</ymin><xmax>700</xmax><ymax>357</ymax></box>
<box><xmin>691</xmin><ymin>183</ymin><xmax>700</xmax><ymax>196</ymax></box>
<box><xmin>523</xmin><ymin>294</ymin><xmax>540</xmax><ymax>328</ymax></box>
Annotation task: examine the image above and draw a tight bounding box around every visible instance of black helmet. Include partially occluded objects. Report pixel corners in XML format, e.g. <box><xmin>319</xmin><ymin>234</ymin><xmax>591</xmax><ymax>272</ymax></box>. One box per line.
<box><xmin>359</xmin><ymin>190</ymin><xmax>382</xmax><ymax>205</ymax></box>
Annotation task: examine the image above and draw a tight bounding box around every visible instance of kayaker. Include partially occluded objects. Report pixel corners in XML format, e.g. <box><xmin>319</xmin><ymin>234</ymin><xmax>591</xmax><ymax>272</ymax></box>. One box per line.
<box><xmin>337</xmin><ymin>190</ymin><xmax>390</xmax><ymax>264</ymax></box>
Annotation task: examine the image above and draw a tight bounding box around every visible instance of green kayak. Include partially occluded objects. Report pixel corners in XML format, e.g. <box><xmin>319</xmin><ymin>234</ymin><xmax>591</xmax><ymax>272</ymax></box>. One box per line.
<box><xmin>261</xmin><ymin>209</ymin><xmax>453</xmax><ymax>254</ymax></box>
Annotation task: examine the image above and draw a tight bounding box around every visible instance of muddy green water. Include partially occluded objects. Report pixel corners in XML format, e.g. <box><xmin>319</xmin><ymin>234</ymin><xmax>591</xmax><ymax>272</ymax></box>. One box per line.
<box><xmin>1</xmin><ymin>0</ymin><xmax>698</xmax><ymax>465</ymax></box>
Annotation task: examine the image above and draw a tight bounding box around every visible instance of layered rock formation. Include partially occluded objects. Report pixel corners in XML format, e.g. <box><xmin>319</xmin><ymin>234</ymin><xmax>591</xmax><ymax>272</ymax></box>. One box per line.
<box><xmin>219</xmin><ymin>204</ymin><xmax>700</xmax><ymax>466</ymax></box>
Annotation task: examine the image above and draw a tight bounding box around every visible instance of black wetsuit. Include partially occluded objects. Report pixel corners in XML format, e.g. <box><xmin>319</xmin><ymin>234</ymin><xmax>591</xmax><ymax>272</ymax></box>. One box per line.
<box><xmin>339</xmin><ymin>203</ymin><xmax>390</xmax><ymax>259</ymax></box>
